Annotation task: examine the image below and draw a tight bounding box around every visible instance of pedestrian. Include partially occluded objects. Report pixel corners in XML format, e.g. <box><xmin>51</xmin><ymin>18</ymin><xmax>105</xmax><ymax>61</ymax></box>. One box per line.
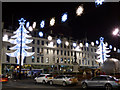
<box><xmin>83</xmin><ymin>71</ymin><xmax>86</xmax><ymax>79</ymax></box>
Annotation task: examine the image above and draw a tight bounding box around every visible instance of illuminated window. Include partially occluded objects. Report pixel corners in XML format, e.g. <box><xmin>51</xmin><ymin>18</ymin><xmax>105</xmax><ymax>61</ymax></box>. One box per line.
<box><xmin>46</xmin><ymin>57</ymin><xmax>49</xmax><ymax>63</ymax></box>
<box><xmin>61</xmin><ymin>58</ymin><xmax>63</xmax><ymax>63</ymax></box>
<box><xmin>32</xmin><ymin>56</ymin><xmax>35</xmax><ymax>62</ymax></box>
<box><xmin>68</xmin><ymin>58</ymin><xmax>70</xmax><ymax>64</ymax></box>
<box><xmin>64</xmin><ymin>58</ymin><xmax>67</xmax><ymax>63</ymax></box>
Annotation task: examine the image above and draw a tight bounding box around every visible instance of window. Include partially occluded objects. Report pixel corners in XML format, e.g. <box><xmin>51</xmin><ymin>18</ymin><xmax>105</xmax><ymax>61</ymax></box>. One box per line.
<box><xmin>92</xmin><ymin>61</ymin><xmax>94</xmax><ymax>66</ymax></box>
<box><xmin>82</xmin><ymin>59</ymin><xmax>84</xmax><ymax>65</ymax></box>
<box><xmin>64</xmin><ymin>51</ymin><xmax>66</xmax><ymax>56</ymax></box>
<box><xmin>53</xmin><ymin>50</ymin><xmax>55</xmax><ymax>54</ymax></box>
<box><xmin>32</xmin><ymin>47</ymin><xmax>35</xmax><ymax>52</ymax></box>
<box><xmin>94</xmin><ymin>49</ymin><xmax>96</xmax><ymax>52</ymax></box>
<box><xmin>37</xmin><ymin>40</ymin><xmax>40</xmax><ymax>45</ymax></box>
<box><xmin>24</xmin><ymin>57</ymin><xmax>26</xmax><ymax>63</ymax></box>
<box><xmin>79</xmin><ymin>59</ymin><xmax>81</xmax><ymax>65</ymax></box>
<box><xmin>61</xmin><ymin>58</ymin><xmax>63</xmax><ymax>63</ymax></box>
<box><xmin>88</xmin><ymin>54</ymin><xmax>89</xmax><ymax>58</ymax></box>
<box><xmin>32</xmin><ymin>39</ymin><xmax>35</xmax><ymax>44</ymax></box>
<box><xmin>37</xmin><ymin>57</ymin><xmax>40</xmax><ymax>63</ymax></box>
<box><xmin>64</xmin><ymin>58</ymin><xmax>67</xmax><ymax>63</ymax></box>
<box><xmin>71</xmin><ymin>45</ymin><xmax>73</xmax><ymax>49</ymax></box>
<box><xmin>57</xmin><ymin>50</ymin><xmax>59</xmax><ymax>55</ymax></box>
<box><xmin>85</xmin><ymin>59</ymin><xmax>87</xmax><ymax>65</ymax></box>
<box><xmin>88</xmin><ymin>60</ymin><xmax>90</xmax><ymax>65</ymax></box>
<box><xmin>41</xmin><ymin>57</ymin><xmax>44</xmax><ymax>63</ymax></box>
<box><xmin>91</xmin><ymin>48</ymin><xmax>93</xmax><ymax>52</ymax></box>
<box><xmin>15</xmin><ymin>58</ymin><xmax>17</xmax><ymax>63</ymax></box>
<box><xmin>42</xmin><ymin>41</ymin><xmax>44</xmax><ymax>45</ymax></box>
<box><xmin>7</xmin><ymin>46</ymin><xmax>10</xmax><ymax>50</ymax></box>
<box><xmin>41</xmin><ymin>48</ymin><xmax>43</xmax><ymax>53</ymax></box>
<box><xmin>87</xmin><ymin>47</ymin><xmax>89</xmax><ymax>51</ymax></box>
<box><xmin>71</xmin><ymin>51</ymin><xmax>73</xmax><ymax>56</ymax></box>
<box><xmin>57</xmin><ymin>43</ymin><xmax>59</xmax><ymax>47</ymax></box>
<box><xmin>37</xmin><ymin>48</ymin><xmax>39</xmax><ymax>53</ymax></box>
<box><xmin>47</xmin><ymin>49</ymin><xmax>49</xmax><ymax>54</ymax></box>
<box><xmin>61</xmin><ymin>50</ymin><xmax>63</xmax><ymax>55</ymax></box>
<box><xmin>92</xmin><ymin>77</ymin><xmax>101</xmax><ymax>81</ymax></box>
<box><xmin>32</xmin><ymin>56</ymin><xmax>35</xmax><ymax>63</ymax></box>
<box><xmin>84</xmin><ymin>47</ymin><xmax>86</xmax><ymax>51</ymax></box>
<box><xmin>46</xmin><ymin>41</ymin><xmax>48</xmax><ymax>46</ymax></box>
<box><xmin>46</xmin><ymin>57</ymin><xmax>49</xmax><ymax>63</ymax></box>
<box><xmin>6</xmin><ymin>55</ymin><xmax>10</xmax><ymax>62</ymax></box>
<box><xmin>68</xmin><ymin>58</ymin><xmax>70</xmax><ymax>64</ymax></box>
<box><xmin>57</xmin><ymin>58</ymin><xmax>59</xmax><ymax>63</ymax></box>
<box><xmin>68</xmin><ymin>51</ymin><xmax>69</xmax><ymax>56</ymax></box>
<box><xmin>64</xmin><ymin>44</ymin><xmax>66</xmax><ymax>48</ymax></box>
<box><xmin>61</xmin><ymin>44</ymin><xmax>63</xmax><ymax>48</ymax></box>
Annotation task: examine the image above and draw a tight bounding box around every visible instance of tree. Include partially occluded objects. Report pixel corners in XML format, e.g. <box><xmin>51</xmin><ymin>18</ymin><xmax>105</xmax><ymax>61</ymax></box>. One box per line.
<box><xmin>96</xmin><ymin>37</ymin><xmax>111</xmax><ymax>64</ymax></box>
<box><xmin>6</xmin><ymin>18</ymin><xmax>34</xmax><ymax>66</ymax></box>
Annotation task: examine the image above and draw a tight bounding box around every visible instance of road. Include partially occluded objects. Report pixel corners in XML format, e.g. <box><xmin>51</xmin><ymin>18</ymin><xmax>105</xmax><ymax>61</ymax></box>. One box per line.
<box><xmin>2</xmin><ymin>78</ymin><xmax>83</xmax><ymax>90</ymax></box>
<box><xmin>1</xmin><ymin>79</ymin><xmax>116</xmax><ymax>90</ymax></box>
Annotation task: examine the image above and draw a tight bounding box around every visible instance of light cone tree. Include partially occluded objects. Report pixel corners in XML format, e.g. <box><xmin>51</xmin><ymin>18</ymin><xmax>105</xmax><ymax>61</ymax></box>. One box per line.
<box><xmin>96</xmin><ymin>37</ymin><xmax>111</xmax><ymax>64</ymax></box>
<box><xmin>6</xmin><ymin>18</ymin><xmax>34</xmax><ymax>66</ymax></box>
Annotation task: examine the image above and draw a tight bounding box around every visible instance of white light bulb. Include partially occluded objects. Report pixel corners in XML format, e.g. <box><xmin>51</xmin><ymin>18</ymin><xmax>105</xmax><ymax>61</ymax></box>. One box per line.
<box><xmin>48</xmin><ymin>36</ymin><xmax>52</xmax><ymax>41</ymax></box>
<box><xmin>50</xmin><ymin>18</ymin><xmax>55</xmax><ymax>26</ymax></box>
<box><xmin>65</xmin><ymin>41</ymin><xmax>69</xmax><ymax>46</ymax></box>
<box><xmin>76</xmin><ymin>5</ymin><xmax>84</xmax><ymax>16</ymax></box>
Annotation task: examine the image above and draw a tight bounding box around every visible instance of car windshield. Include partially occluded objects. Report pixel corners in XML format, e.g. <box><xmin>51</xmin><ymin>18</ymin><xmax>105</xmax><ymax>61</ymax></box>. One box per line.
<box><xmin>38</xmin><ymin>75</ymin><xmax>45</xmax><ymax>77</ymax></box>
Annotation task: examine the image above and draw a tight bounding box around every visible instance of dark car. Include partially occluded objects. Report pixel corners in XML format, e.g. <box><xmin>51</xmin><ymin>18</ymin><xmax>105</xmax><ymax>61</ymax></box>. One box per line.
<box><xmin>0</xmin><ymin>75</ymin><xmax>8</xmax><ymax>83</ymax></box>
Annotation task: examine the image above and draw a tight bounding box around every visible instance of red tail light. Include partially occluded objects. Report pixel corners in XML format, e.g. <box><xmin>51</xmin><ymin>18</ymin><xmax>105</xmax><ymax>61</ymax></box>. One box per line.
<box><xmin>45</xmin><ymin>76</ymin><xmax>47</xmax><ymax>78</ymax></box>
<box><xmin>115</xmin><ymin>81</ymin><xmax>119</xmax><ymax>83</ymax></box>
<box><xmin>69</xmin><ymin>79</ymin><xmax>72</xmax><ymax>81</ymax></box>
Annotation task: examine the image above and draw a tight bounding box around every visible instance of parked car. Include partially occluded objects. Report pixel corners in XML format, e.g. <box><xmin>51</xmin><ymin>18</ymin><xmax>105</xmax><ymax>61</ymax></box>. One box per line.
<box><xmin>0</xmin><ymin>75</ymin><xmax>8</xmax><ymax>83</ymax></box>
<box><xmin>49</xmin><ymin>75</ymin><xmax>78</xmax><ymax>86</ymax></box>
<box><xmin>81</xmin><ymin>75</ymin><xmax>120</xmax><ymax>90</ymax></box>
<box><xmin>34</xmin><ymin>74</ymin><xmax>53</xmax><ymax>84</ymax></box>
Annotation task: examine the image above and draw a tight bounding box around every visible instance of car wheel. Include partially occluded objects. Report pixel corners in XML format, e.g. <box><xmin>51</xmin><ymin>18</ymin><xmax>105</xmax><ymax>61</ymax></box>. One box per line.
<box><xmin>42</xmin><ymin>80</ymin><xmax>46</xmax><ymax>84</ymax></box>
<box><xmin>82</xmin><ymin>82</ymin><xmax>88</xmax><ymax>89</ymax></box>
<box><xmin>105</xmin><ymin>84</ymin><xmax>112</xmax><ymax>90</ymax></box>
<box><xmin>62</xmin><ymin>82</ymin><xmax>67</xmax><ymax>86</ymax></box>
<box><xmin>49</xmin><ymin>81</ymin><xmax>53</xmax><ymax>85</ymax></box>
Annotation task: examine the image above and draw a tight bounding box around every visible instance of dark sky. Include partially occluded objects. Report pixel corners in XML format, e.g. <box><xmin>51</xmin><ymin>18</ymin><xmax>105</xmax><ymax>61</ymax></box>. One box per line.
<box><xmin>2</xmin><ymin>2</ymin><xmax>120</xmax><ymax>48</ymax></box>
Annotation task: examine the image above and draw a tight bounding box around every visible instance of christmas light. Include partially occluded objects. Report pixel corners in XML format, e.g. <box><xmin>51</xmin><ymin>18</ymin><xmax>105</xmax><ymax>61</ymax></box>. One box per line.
<box><xmin>57</xmin><ymin>39</ymin><xmax>61</xmax><ymax>44</ymax></box>
<box><xmin>32</xmin><ymin>22</ymin><xmax>36</xmax><ymax>29</ymax></box>
<box><xmin>73</xmin><ymin>43</ymin><xmax>77</xmax><ymax>47</ymax></box>
<box><xmin>114</xmin><ymin>47</ymin><xmax>117</xmax><ymax>51</ymax></box>
<box><xmin>26</xmin><ymin>22</ymin><xmax>30</xmax><ymax>28</ymax></box>
<box><xmin>79</xmin><ymin>43</ymin><xmax>83</xmax><ymax>47</ymax></box>
<box><xmin>76</xmin><ymin>5</ymin><xmax>84</xmax><ymax>16</ymax></box>
<box><xmin>91</xmin><ymin>42</ymin><xmax>94</xmax><ymax>46</ymax></box>
<box><xmin>85</xmin><ymin>43</ymin><xmax>89</xmax><ymax>47</ymax></box>
<box><xmin>40</xmin><ymin>20</ymin><xmax>45</xmax><ymax>28</ymax></box>
<box><xmin>39</xmin><ymin>31</ymin><xmax>43</xmax><ymax>37</ymax></box>
<box><xmin>109</xmin><ymin>45</ymin><xmax>112</xmax><ymax>49</ymax></box>
<box><xmin>6</xmin><ymin>18</ymin><xmax>35</xmax><ymax>66</ymax></box>
<box><xmin>48</xmin><ymin>42</ymin><xmax>54</xmax><ymax>47</ymax></box>
<box><xmin>65</xmin><ymin>41</ymin><xmax>69</xmax><ymax>46</ymax></box>
<box><xmin>61</xmin><ymin>13</ymin><xmax>68</xmax><ymax>22</ymax></box>
<box><xmin>113</xmin><ymin>28</ymin><xmax>119</xmax><ymax>36</ymax></box>
<box><xmin>96</xmin><ymin>37</ymin><xmax>111</xmax><ymax>64</ymax></box>
<box><xmin>48</xmin><ymin>36</ymin><xmax>52</xmax><ymax>41</ymax></box>
<box><xmin>50</xmin><ymin>17</ymin><xmax>55</xmax><ymax>26</ymax></box>
<box><xmin>96</xmin><ymin>40</ymin><xmax>99</xmax><ymax>45</ymax></box>
<box><xmin>95</xmin><ymin>0</ymin><xmax>104</xmax><ymax>5</ymax></box>
<box><xmin>28</xmin><ymin>26</ymin><xmax>33</xmax><ymax>31</ymax></box>
<box><xmin>3</xmin><ymin>34</ymin><xmax>8</xmax><ymax>41</ymax></box>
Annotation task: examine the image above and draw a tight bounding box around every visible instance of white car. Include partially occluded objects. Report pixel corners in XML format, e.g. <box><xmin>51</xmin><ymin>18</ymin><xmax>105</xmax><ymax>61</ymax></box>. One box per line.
<box><xmin>34</xmin><ymin>74</ymin><xmax>53</xmax><ymax>84</ymax></box>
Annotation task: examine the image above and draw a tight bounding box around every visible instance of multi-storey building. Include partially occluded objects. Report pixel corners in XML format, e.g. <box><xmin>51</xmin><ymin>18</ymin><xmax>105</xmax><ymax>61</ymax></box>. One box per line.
<box><xmin>2</xmin><ymin>28</ymin><xmax>99</xmax><ymax>74</ymax></box>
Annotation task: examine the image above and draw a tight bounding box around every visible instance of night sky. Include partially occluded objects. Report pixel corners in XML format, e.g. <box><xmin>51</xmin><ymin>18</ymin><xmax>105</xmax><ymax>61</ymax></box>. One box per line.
<box><xmin>2</xmin><ymin>2</ymin><xmax>120</xmax><ymax>48</ymax></box>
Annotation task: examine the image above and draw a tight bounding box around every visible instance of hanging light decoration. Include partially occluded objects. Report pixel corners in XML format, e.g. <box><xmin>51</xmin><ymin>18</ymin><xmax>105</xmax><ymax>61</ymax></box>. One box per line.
<box><xmin>57</xmin><ymin>39</ymin><xmax>61</xmax><ymax>44</ymax></box>
<box><xmin>39</xmin><ymin>31</ymin><xmax>43</xmax><ymax>37</ymax></box>
<box><xmin>48</xmin><ymin>36</ymin><xmax>52</xmax><ymax>41</ymax></box>
<box><xmin>61</xmin><ymin>12</ymin><xmax>68</xmax><ymax>22</ymax></box>
<box><xmin>76</xmin><ymin>5</ymin><xmax>84</xmax><ymax>16</ymax></box>
<box><xmin>65</xmin><ymin>41</ymin><xmax>69</xmax><ymax>46</ymax></box>
<box><xmin>40</xmin><ymin>20</ymin><xmax>45</xmax><ymax>28</ymax></box>
<box><xmin>50</xmin><ymin>17</ymin><xmax>55</xmax><ymax>26</ymax></box>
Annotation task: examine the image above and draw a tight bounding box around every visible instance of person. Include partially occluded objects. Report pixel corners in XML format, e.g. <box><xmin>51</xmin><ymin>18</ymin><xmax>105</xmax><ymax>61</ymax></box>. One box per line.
<box><xmin>83</xmin><ymin>71</ymin><xmax>86</xmax><ymax>78</ymax></box>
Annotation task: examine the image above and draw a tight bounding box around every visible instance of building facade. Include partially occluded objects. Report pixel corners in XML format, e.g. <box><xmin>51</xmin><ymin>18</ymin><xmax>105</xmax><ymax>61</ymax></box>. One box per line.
<box><xmin>2</xmin><ymin>29</ymin><xmax>99</xmax><ymax>74</ymax></box>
